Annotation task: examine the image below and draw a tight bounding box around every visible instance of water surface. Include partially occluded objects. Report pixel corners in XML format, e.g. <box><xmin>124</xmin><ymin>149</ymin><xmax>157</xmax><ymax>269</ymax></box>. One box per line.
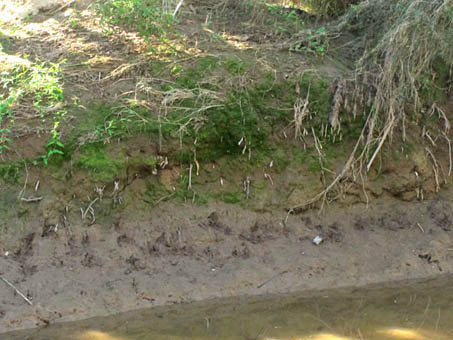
<box><xmin>4</xmin><ymin>276</ymin><xmax>453</xmax><ymax>340</ymax></box>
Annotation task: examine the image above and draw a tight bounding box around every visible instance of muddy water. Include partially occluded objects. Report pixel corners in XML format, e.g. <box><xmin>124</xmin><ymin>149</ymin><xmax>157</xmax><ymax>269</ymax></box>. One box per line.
<box><xmin>3</xmin><ymin>276</ymin><xmax>453</xmax><ymax>340</ymax></box>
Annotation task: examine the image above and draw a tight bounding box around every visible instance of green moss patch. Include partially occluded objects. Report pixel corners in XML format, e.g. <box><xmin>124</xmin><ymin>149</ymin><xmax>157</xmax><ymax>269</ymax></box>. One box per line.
<box><xmin>0</xmin><ymin>162</ymin><xmax>21</xmax><ymax>183</ymax></box>
<box><xmin>75</xmin><ymin>146</ymin><xmax>124</xmax><ymax>182</ymax></box>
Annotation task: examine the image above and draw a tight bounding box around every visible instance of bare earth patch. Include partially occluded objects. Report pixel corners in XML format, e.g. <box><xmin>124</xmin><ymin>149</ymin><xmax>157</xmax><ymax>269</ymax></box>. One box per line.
<box><xmin>1</xmin><ymin>193</ymin><xmax>453</xmax><ymax>332</ymax></box>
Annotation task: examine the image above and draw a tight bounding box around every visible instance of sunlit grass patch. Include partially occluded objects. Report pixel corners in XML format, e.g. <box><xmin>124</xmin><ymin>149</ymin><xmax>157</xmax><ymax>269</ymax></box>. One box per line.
<box><xmin>0</xmin><ymin>56</ymin><xmax>65</xmax><ymax>157</ymax></box>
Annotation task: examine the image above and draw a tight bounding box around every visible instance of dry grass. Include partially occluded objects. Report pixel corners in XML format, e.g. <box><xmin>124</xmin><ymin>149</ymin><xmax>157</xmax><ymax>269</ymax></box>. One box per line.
<box><xmin>293</xmin><ymin>0</ymin><xmax>358</xmax><ymax>15</ymax></box>
<box><xmin>291</xmin><ymin>0</ymin><xmax>453</xmax><ymax>211</ymax></box>
<box><xmin>348</xmin><ymin>0</ymin><xmax>452</xmax><ymax>168</ymax></box>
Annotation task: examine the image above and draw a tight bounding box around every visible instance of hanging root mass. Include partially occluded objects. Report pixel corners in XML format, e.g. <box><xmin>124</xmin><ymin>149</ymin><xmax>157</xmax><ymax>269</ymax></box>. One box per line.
<box><xmin>291</xmin><ymin>0</ymin><xmax>453</xmax><ymax>211</ymax></box>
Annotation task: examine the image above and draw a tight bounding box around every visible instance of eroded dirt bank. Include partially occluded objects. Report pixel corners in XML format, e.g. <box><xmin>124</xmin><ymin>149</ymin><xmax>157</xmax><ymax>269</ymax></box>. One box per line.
<box><xmin>1</xmin><ymin>0</ymin><xmax>453</xmax><ymax>335</ymax></box>
<box><xmin>1</xmin><ymin>191</ymin><xmax>453</xmax><ymax>333</ymax></box>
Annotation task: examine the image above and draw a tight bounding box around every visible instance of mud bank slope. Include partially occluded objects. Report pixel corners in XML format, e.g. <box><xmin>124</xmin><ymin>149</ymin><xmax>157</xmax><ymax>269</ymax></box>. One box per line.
<box><xmin>1</xmin><ymin>0</ymin><xmax>453</xmax><ymax>334</ymax></box>
<box><xmin>1</xmin><ymin>192</ymin><xmax>453</xmax><ymax>333</ymax></box>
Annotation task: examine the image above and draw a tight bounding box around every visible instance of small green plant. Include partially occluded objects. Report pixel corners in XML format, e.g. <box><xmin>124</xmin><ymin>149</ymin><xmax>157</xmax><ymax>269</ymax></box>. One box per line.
<box><xmin>175</xmin><ymin>56</ymin><xmax>219</xmax><ymax>89</ymax></box>
<box><xmin>47</xmin><ymin>122</ymin><xmax>65</xmax><ymax>159</ymax></box>
<box><xmin>0</xmin><ymin>59</ymin><xmax>64</xmax><ymax>108</ymax></box>
<box><xmin>267</xmin><ymin>5</ymin><xmax>305</xmax><ymax>34</ymax></box>
<box><xmin>224</xmin><ymin>58</ymin><xmax>245</xmax><ymax>75</ymax></box>
<box><xmin>94</xmin><ymin>111</ymin><xmax>133</xmax><ymax>143</ymax></box>
<box><xmin>95</xmin><ymin>0</ymin><xmax>176</xmax><ymax>44</ymax></box>
<box><xmin>31</xmin><ymin>123</ymin><xmax>65</xmax><ymax>166</ymax></box>
<box><xmin>0</xmin><ymin>58</ymin><xmax>65</xmax><ymax>156</ymax></box>
<box><xmin>216</xmin><ymin>191</ymin><xmax>242</xmax><ymax>204</ymax></box>
<box><xmin>66</xmin><ymin>10</ymin><xmax>83</xmax><ymax>29</ymax></box>
<box><xmin>295</xmin><ymin>27</ymin><xmax>328</xmax><ymax>56</ymax></box>
<box><xmin>170</xmin><ymin>64</ymin><xmax>183</xmax><ymax>75</ymax></box>
<box><xmin>300</xmin><ymin>0</ymin><xmax>357</xmax><ymax>16</ymax></box>
<box><xmin>0</xmin><ymin>128</ymin><xmax>11</xmax><ymax>154</ymax></box>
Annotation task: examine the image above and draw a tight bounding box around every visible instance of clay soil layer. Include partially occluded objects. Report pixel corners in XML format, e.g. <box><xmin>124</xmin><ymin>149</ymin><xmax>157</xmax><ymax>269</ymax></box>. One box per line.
<box><xmin>1</xmin><ymin>192</ymin><xmax>453</xmax><ymax>333</ymax></box>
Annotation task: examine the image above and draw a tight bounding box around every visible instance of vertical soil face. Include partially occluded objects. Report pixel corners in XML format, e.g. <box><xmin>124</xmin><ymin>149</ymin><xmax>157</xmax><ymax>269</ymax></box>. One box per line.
<box><xmin>1</xmin><ymin>191</ymin><xmax>453</xmax><ymax>333</ymax></box>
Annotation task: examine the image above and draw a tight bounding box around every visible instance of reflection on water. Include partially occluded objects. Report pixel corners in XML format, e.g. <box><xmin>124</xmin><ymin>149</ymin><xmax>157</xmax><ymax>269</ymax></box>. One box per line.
<box><xmin>264</xmin><ymin>334</ymin><xmax>354</xmax><ymax>340</ymax></box>
<box><xmin>4</xmin><ymin>276</ymin><xmax>453</xmax><ymax>340</ymax></box>
<box><xmin>376</xmin><ymin>328</ymin><xmax>449</xmax><ymax>340</ymax></box>
<box><xmin>80</xmin><ymin>330</ymin><xmax>126</xmax><ymax>340</ymax></box>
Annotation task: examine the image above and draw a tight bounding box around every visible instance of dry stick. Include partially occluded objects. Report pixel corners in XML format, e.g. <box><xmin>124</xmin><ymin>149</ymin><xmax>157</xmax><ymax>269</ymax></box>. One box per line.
<box><xmin>435</xmin><ymin>307</ymin><xmax>441</xmax><ymax>333</ymax></box>
<box><xmin>173</xmin><ymin>0</ymin><xmax>184</xmax><ymax>17</ymax></box>
<box><xmin>15</xmin><ymin>152</ymin><xmax>28</xmax><ymax>200</ymax></box>
<box><xmin>417</xmin><ymin>296</ymin><xmax>432</xmax><ymax>331</ymax></box>
<box><xmin>442</xmin><ymin>132</ymin><xmax>452</xmax><ymax>176</ymax></box>
<box><xmin>188</xmin><ymin>164</ymin><xmax>193</xmax><ymax>190</ymax></box>
<box><xmin>264</xmin><ymin>173</ymin><xmax>274</xmax><ymax>185</ymax></box>
<box><xmin>367</xmin><ymin>113</ymin><xmax>395</xmax><ymax>171</ymax></box>
<box><xmin>194</xmin><ymin>158</ymin><xmax>200</xmax><ymax>176</ymax></box>
<box><xmin>81</xmin><ymin>197</ymin><xmax>99</xmax><ymax>220</ymax></box>
<box><xmin>21</xmin><ymin>197</ymin><xmax>43</xmax><ymax>202</ymax></box>
<box><xmin>312</xmin><ymin>127</ymin><xmax>326</xmax><ymax>188</ymax></box>
<box><xmin>257</xmin><ymin>270</ymin><xmax>288</xmax><ymax>289</ymax></box>
<box><xmin>424</xmin><ymin>131</ymin><xmax>436</xmax><ymax>146</ymax></box>
<box><xmin>88</xmin><ymin>207</ymin><xmax>96</xmax><ymax>226</ymax></box>
<box><xmin>289</xmin><ymin>116</ymin><xmax>369</xmax><ymax>214</ymax></box>
<box><xmin>357</xmin><ymin>329</ymin><xmax>365</xmax><ymax>340</ymax></box>
<box><xmin>434</xmin><ymin>104</ymin><xmax>450</xmax><ymax>133</ymax></box>
<box><xmin>417</xmin><ymin>223</ymin><xmax>425</xmax><ymax>233</ymax></box>
<box><xmin>359</xmin><ymin>169</ymin><xmax>369</xmax><ymax>208</ymax></box>
<box><xmin>244</xmin><ymin>176</ymin><xmax>251</xmax><ymax>199</ymax></box>
<box><xmin>158</xmin><ymin>107</ymin><xmax>163</xmax><ymax>153</ymax></box>
<box><xmin>49</xmin><ymin>0</ymin><xmax>75</xmax><ymax>14</ymax></box>
<box><xmin>154</xmin><ymin>192</ymin><xmax>175</xmax><ymax>206</ymax></box>
<box><xmin>0</xmin><ymin>276</ymin><xmax>33</xmax><ymax>306</ymax></box>
<box><xmin>425</xmin><ymin>147</ymin><xmax>440</xmax><ymax>192</ymax></box>
<box><xmin>294</xmin><ymin>87</ymin><xmax>310</xmax><ymax>140</ymax></box>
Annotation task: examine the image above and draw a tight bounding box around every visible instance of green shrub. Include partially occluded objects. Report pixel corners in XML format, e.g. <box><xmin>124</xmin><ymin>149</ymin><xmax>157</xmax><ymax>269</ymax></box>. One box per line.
<box><xmin>224</xmin><ymin>58</ymin><xmax>245</xmax><ymax>75</ymax></box>
<box><xmin>95</xmin><ymin>0</ymin><xmax>176</xmax><ymax>41</ymax></box>
<box><xmin>175</xmin><ymin>57</ymin><xmax>219</xmax><ymax>89</ymax></box>
<box><xmin>287</xmin><ymin>0</ymin><xmax>359</xmax><ymax>16</ymax></box>
<box><xmin>0</xmin><ymin>58</ymin><xmax>65</xmax><ymax>157</ymax></box>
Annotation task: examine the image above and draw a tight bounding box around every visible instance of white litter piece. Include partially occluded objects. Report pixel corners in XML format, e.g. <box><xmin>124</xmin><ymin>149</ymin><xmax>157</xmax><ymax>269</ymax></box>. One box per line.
<box><xmin>312</xmin><ymin>235</ymin><xmax>323</xmax><ymax>245</ymax></box>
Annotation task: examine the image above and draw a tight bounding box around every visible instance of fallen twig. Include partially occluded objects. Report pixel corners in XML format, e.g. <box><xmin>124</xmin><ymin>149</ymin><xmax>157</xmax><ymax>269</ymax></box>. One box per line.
<box><xmin>367</xmin><ymin>114</ymin><xmax>395</xmax><ymax>171</ymax></box>
<box><xmin>173</xmin><ymin>0</ymin><xmax>184</xmax><ymax>17</ymax></box>
<box><xmin>188</xmin><ymin>164</ymin><xmax>193</xmax><ymax>190</ymax></box>
<box><xmin>425</xmin><ymin>147</ymin><xmax>440</xmax><ymax>192</ymax></box>
<box><xmin>49</xmin><ymin>0</ymin><xmax>75</xmax><ymax>14</ymax></box>
<box><xmin>264</xmin><ymin>172</ymin><xmax>274</xmax><ymax>185</ymax></box>
<box><xmin>442</xmin><ymin>132</ymin><xmax>452</xmax><ymax>176</ymax></box>
<box><xmin>243</xmin><ymin>176</ymin><xmax>251</xmax><ymax>199</ymax></box>
<box><xmin>312</xmin><ymin>127</ymin><xmax>326</xmax><ymax>187</ymax></box>
<box><xmin>154</xmin><ymin>192</ymin><xmax>175</xmax><ymax>206</ymax></box>
<box><xmin>21</xmin><ymin>196</ymin><xmax>43</xmax><ymax>202</ymax></box>
<box><xmin>257</xmin><ymin>270</ymin><xmax>289</xmax><ymax>289</ymax></box>
<box><xmin>0</xmin><ymin>276</ymin><xmax>33</xmax><ymax>306</ymax></box>
<box><xmin>81</xmin><ymin>197</ymin><xmax>99</xmax><ymax>221</ymax></box>
<box><xmin>16</xmin><ymin>152</ymin><xmax>28</xmax><ymax>200</ymax></box>
<box><xmin>417</xmin><ymin>223</ymin><xmax>425</xmax><ymax>233</ymax></box>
